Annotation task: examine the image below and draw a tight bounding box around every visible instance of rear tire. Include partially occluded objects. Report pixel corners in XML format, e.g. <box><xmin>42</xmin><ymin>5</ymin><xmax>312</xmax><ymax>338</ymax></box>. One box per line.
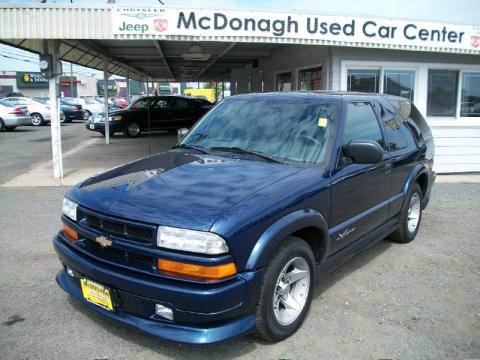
<box><xmin>255</xmin><ymin>236</ymin><xmax>315</xmax><ymax>342</ymax></box>
<box><xmin>389</xmin><ymin>183</ymin><xmax>423</xmax><ymax>243</ymax></box>
<box><xmin>0</xmin><ymin>118</ymin><xmax>5</xmax><ymax>131</ymax></box>
<box><xmin>31</xmin><ymin>113</ymin><xmax>45</xmax><ymax>126</ymax></box>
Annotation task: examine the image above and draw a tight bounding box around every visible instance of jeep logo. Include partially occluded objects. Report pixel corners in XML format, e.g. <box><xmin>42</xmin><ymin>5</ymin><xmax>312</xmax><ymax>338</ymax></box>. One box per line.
<box><xmin>118</xmin><ymin>22</ymin><xmax>149</xmax><ymax>33</ymax></box>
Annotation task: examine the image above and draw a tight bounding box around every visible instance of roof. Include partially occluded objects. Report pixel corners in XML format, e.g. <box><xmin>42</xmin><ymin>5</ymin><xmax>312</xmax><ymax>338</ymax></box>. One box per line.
<box><xmin>228</xmin><ymin>91</ymin><xmax>410</xmax><ymax>100</ymax></box>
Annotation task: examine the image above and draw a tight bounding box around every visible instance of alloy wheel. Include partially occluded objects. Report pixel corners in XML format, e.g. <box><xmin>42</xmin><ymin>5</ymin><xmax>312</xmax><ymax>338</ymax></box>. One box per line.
<box><xmin>31</xmin><ymin>114</ymin><xmax>43</xmax><ymax>126</ymax></box>
<box><xmin>273</xmin><ymin>256</ymin><xmax>310</xmax><ymax>326</ymax></box>
<box><xmin>407</xmin><ymin>192</ymin><xmax>421</xmax><ymax>233</ymax></box>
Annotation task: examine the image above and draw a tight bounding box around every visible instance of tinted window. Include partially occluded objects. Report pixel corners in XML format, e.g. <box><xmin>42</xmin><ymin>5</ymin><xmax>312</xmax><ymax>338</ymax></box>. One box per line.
<box><xmin>130</xmin><ymin>98</ymin><xmax>149</xmax><ymax>109</ymax></box>
<box><xmin>343</xmin><ymin>102</ymin><xmax>383</xmax><ymax>145</ymax></box>
<box><xmin>181</xmin><ymin>97</ymin><xmax>339</xmax><ymax>164</ymax></box>
<box><xmin>173</xmin><ymin>98</ymin><xmax>194</xmax><ymax>110</ymax></box>
<box><xmin>152</xmin><ymin>99</ymin><xmax>169</xmax><ymax>109</ymax></box>
<box><xmin>427</xmin><ymin>70</ymin><xmax>458</xmax><ymax>117</ymax></box>
<box><xmin>388</xmin><ymin>99</ymin><xmax>432</xmax><ymax>143</ymax></box>
<box><xmin>347</xmin><ymin>69</ymin><xmax>380</xmax><ymax>93</ymax></box>
<box><xmin>375</xmin><ymin>101</ymin><xmax>414</xmax><ymax>153</ymax></box>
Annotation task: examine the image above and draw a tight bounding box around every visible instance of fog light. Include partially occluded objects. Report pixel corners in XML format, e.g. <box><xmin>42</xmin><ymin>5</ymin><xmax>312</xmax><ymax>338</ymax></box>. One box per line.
<box><xmin>66</xmin><ymin>267</ymin><xmax>75</xmax><ymax>277</ymax></box>
<box><xmin>155</xmin><ymin>304</ymin><xmax>174</xmax><ymax>321</ymax></box>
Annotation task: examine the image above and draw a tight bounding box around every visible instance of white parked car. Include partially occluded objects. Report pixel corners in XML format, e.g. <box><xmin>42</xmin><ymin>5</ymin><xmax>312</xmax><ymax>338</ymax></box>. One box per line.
<box><xmin>1</xmin><ymin>97</ymin><xmax>51</xmax><ymax>126</ymax></box>
<box><xmin>65</xmin><ymin>97</ymin><xmax>104</xmax><ymax>118</ymax></box>
<box><xmin>0</xmin><ymin>101</ymin><xmax>32</xmax><ymax>131</ymax></box>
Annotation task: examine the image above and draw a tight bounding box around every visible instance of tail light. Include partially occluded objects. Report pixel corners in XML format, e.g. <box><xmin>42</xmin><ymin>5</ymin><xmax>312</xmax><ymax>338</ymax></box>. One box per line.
<box><xmin>9</xmin><ymin>108</ymin><xmax>24</xmax><ymax>115</ymax></box>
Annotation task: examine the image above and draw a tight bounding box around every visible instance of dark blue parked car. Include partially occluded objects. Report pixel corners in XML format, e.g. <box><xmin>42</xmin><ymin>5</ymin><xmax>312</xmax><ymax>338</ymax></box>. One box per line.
<box><xmin>54</xmin><ymin>92</ymin><xmax>435</xmax><ymax>344</ymax></box>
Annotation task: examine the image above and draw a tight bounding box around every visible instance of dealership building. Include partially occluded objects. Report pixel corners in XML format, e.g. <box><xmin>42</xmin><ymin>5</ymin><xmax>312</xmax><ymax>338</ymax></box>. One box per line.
<box><xmin>0</xmin><ymin>4</ymin><xmax>479</xmax><ymax>174</ymax></box>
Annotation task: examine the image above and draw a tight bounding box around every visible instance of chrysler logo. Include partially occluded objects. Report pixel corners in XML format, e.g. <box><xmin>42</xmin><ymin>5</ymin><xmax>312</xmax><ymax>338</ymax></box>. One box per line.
<box><xmin>95</xmin><ymin>236</ymin><xmax>112</xmax><ymax>248</ymax></box>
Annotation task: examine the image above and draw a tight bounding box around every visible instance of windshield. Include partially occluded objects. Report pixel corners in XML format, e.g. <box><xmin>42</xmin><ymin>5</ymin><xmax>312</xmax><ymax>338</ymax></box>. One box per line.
<box><xmin>180</xmin><ymin>95</ymin><xmax>339</xmax><ymax>164</ymax></box>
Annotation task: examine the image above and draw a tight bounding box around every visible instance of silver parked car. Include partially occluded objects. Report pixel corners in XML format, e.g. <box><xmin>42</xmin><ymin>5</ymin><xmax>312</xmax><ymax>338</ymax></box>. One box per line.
<box><xmin>1</xmin><ymin>97</ymin><xmax>52</xmax><ymax>126</ymax></box>
<box><xmin>0</xmin><ymin>102</ymin><xmax>31</xmax><ymax>131</ymax></box>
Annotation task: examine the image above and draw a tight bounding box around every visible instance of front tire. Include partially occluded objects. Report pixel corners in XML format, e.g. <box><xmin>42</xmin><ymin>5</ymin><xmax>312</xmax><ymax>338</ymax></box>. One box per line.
<box><xmin>255</xmin><ymin>236</ymin><xmax>315</xmax><ymax>342</ymax></box>
<box><xmin>125</xmin><ymin>122</ymin><xmax>141</xmax><ymax>138</ymax></box>
<box><xmin>31</xmin><ymin>113</ymin><xmax>45</xmax><ymax>126</ymax></box>
<box><xmin>389</xmin><ymin>183</ymin><xmax>423</xmax><ymax>243</ymax></box>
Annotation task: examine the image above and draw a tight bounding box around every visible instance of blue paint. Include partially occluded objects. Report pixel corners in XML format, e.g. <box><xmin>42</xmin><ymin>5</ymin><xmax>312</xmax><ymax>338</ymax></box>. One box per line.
<box><xmin>54</xmin><ymin>92</ymin><xmax>435</xmax><ymax>344</ymax></box>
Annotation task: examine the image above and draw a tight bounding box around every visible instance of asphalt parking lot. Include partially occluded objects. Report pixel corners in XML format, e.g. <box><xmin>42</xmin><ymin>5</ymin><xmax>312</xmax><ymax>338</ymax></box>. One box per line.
<box><xmin>1</xmin><ymin>124</ymin><xmax>480</xmax><ymax>359</ymax></box>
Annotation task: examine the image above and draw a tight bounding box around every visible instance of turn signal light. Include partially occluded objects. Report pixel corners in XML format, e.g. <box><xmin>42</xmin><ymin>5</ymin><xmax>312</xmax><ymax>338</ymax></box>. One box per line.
<box><xmin>157</xmin><ymin>259</ymin><xmax>237</xmax><ymax>281</ymax></box>
<box><xmin>63</xmin><ymin>224</ymin><xmax>78</xmax><ymax>242</ymax></box>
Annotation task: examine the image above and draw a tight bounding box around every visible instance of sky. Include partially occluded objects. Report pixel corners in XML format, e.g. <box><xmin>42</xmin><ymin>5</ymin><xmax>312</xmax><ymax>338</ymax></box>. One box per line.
<box><xmin>1</xmin><ymin>0</ymin><xmax>478</xmax><ymax>76</ymax></box>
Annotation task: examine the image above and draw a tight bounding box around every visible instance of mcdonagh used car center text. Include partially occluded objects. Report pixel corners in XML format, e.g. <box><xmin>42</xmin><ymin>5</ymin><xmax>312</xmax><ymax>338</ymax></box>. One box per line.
<box><xmin>0</xmin><ymin>4</ymin><xmax>479</xmax><ymax>173</ymax></box>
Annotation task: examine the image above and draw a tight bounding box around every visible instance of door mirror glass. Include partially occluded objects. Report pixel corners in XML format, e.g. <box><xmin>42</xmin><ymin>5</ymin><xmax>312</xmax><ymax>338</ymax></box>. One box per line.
<box><xmin>342</xmin><ymin>140</ymin><xmax>383</xmax><ymax>164</ymax></box>
<box><xmin>177</xmin><ymin>128</ymin><xmax>188</xmax><ymax>141</ymax></box>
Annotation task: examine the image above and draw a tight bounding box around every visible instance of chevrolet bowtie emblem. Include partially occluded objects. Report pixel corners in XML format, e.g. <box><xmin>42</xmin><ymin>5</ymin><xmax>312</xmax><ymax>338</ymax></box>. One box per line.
<box><xmin>95</xmin><ymin>236</ymin><xmax>112</xmax><ymax>248</ymax></box>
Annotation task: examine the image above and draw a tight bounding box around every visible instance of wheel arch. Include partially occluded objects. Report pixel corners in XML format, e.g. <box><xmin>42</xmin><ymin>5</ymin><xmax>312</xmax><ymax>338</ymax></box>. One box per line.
<box><xmin>402</xmin><ymin>164</ymin><xmax>430</xmax><ymax>209</ymax></box>
<box><xmin>245</xmin><ymin>209</ymin><xmax>330</xmax><ymax>271</ymax></box>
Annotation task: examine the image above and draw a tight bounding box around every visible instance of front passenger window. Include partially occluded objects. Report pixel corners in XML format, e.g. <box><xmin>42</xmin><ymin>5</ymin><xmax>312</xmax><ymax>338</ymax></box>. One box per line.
<box><xmin>343</xmin><ymin>102</ymin><xmax>383</xmax><ymax>146</ymax></box>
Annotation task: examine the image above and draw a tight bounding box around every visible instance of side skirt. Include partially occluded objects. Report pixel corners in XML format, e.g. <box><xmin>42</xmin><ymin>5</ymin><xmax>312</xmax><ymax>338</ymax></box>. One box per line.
<box><xmin>315</xmin><ymin>216</ymin><xmax>400</xmax><ymax>281</ymax></box>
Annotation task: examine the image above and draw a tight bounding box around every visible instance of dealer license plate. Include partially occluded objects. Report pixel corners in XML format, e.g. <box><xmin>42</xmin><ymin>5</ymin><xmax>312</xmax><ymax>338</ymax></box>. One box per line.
<box><xmin>80</xmin><ymin>278</ymin><xmax>114</xmax><ymax>311</ymax></box>
<box><xmin>89</xmin><ymin>124</ymin><xmax>95</xmax><ymax>130</ymax></box>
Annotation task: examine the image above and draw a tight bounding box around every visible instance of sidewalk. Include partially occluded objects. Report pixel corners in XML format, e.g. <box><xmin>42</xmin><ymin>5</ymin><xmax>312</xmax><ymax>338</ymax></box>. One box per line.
<box><xmin>2</xmin><ymin>132</ymin><xmax>177</xmax><ymax>187</ymax></box>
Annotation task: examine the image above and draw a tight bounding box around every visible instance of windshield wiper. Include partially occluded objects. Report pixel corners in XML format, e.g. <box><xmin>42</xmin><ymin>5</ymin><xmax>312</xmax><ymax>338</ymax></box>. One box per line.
<box><xmin>209</xmin><ymin>146</ymin><xmax>282</xmax><ymax>163</ymax></box>
<box><xmin>172</xmin><ymin>144</ymin><xmax>209</xmax><ymax>154</ymax></box>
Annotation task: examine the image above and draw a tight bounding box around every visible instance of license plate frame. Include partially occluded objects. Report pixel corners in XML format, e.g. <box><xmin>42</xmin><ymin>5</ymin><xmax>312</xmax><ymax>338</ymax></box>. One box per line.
<box><xmin>80</xmin><ymin>278</ymin><xmax>114</xmax><ymax>311</ymax></box>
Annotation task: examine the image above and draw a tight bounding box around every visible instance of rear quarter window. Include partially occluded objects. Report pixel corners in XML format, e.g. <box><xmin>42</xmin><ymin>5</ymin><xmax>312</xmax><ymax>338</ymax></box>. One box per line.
<box><xmin>387</xmin><ymin>99</ymin><xmax>432</xmax><ymax>143</ymax></box>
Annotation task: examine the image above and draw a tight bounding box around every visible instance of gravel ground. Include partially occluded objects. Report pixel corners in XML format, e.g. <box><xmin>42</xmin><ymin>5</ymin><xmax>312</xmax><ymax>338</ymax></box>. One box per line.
<box><xmin>1</xmin><ymin>125</ymin><xmax>479</xmax><ymax>359</ymax></box>
<box><xmin>0</xmin><ymin>183</ymin><xmax>479</xmax><ymax>360</ymax></box>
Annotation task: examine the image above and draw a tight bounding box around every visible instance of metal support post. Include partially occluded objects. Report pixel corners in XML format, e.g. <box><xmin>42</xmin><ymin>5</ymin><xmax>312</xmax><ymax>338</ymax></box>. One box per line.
<box><xmin>103</xmin><ymin>59</ymin><xmax>110</xmax><ymax>144</ymax></box>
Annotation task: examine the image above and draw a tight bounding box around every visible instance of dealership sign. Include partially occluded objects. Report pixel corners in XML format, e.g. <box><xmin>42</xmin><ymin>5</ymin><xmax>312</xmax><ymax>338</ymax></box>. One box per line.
<box><xmin>16</xmin><ymin>72</ymin><xmax>48</xmax><ymax>89</ymax></box>
<box><xmin>112</xmin><ymin>7</ymin><xmax>480</xmax><ymax>52</ymax></box>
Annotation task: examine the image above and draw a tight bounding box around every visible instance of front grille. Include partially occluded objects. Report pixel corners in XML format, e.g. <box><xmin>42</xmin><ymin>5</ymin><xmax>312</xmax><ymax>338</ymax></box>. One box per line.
<box><xmin>83</xmin><ymin>211</ymin><xmax>154</xmax><ymax>244</ymax></box>
<box><xmin>84</xmin><ymin>238</ymin><xmax>153</xmax><ymax>266</ymax></box>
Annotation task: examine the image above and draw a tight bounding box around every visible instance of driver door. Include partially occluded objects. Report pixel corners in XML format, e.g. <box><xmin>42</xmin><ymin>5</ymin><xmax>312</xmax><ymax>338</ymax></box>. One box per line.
<box><xmin>329</xmin><ymin>100</ymin><xmax>392</xmax><ymax>253</ymax></box>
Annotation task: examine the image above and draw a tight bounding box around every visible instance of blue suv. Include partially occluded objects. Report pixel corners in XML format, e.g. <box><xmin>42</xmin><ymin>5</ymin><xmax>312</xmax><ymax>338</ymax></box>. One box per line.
<box><xmin>54</xmin><ymin>92</ymin><xmax>435</xmax><ymax>344</ymax></box>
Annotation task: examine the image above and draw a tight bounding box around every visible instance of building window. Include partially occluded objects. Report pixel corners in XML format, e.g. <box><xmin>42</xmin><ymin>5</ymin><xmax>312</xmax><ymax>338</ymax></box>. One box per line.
<box><xmin>427</xmin><ymin>70</ymin><xmax>459</xmax><ymax>117</ymax></box>
<box><xmin>383</xmin><ymin>70</ymin><xmax>415</xmax><ymax>101</ymax></box>
<box><xmin>276</xmin><ymin>72</ymin><xmax>292</xmax><ymax>92</ymax></box>
<box><xmin>460</xmin><ymin>72</ymin><xmax>480</xmax><ymax>117</ymax></box>
<box><xmin>347</xmin><ymin>69</ymin><xmax>380</xmax><ymax>93</ymax></box>
<box><xmin>298</xmin><ymin>66</ymin><xmax>323</xmax><ymax>91</ymax></box>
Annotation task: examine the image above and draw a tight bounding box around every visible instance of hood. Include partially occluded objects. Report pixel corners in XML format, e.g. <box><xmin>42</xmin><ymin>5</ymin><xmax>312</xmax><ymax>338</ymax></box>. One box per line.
<box><xmin>68</xmin><ymin>151</ymin><xmax>303</xmax><ymax>231</ymax></box>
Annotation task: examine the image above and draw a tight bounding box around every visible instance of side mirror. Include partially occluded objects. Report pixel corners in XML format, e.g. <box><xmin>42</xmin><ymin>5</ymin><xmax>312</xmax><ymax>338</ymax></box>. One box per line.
<box><xmin>177</xmin><ymin>128</ymin><xmax>188</xmax><ymax>141</ymax></box>
<box><xmin>342</xmin><ymin>140</ymin><xmax>383</xmax><ymax>164</ymax></box>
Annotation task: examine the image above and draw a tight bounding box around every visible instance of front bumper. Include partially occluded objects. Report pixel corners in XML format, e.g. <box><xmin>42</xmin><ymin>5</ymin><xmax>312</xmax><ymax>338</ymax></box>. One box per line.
<box><xmin>53</xmin><ymin>234</ymin><xmax>261</xmax><ymax>344</ymax></box>
<box><xmin>85</xmin><ymin>120</ymin><xmax>123</xmax><ymax>133</ymax></box>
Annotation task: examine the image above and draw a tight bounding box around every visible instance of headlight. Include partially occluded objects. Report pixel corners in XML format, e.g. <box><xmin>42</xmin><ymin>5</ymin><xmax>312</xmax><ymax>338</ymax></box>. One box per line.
<box><xmin>157</xmin><ymin>226</ymin><xmax>229</xmax><ymax>255</ymax></box>
<box><xmin>62</xmin><ymin>198</ymin><xmax>78</xmax><ymax>221</ymax></box>
<box><xmin>108</xmin><ymin>115</ymin><xmax>122</xmax><ymax>121</ymax></box>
